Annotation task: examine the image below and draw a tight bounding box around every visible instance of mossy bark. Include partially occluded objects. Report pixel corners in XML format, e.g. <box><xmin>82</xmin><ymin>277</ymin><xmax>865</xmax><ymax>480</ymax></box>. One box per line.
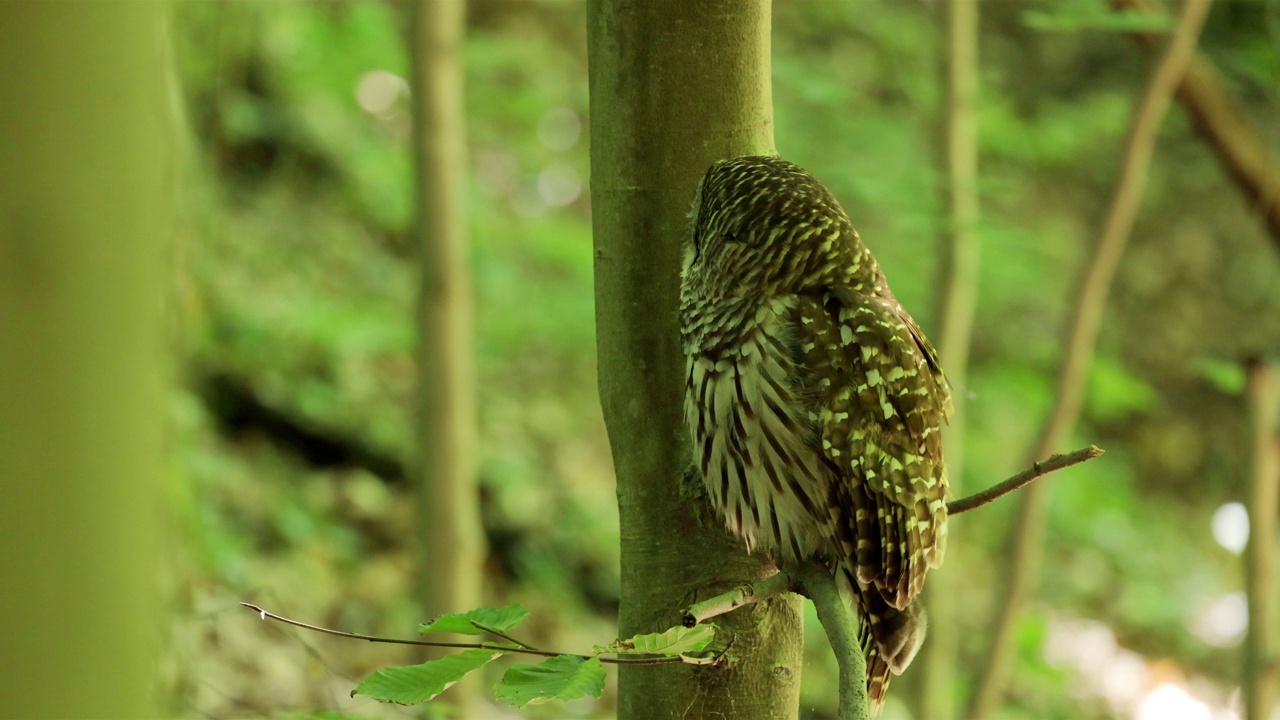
<box><xmin>0</xmin><ymin>3</ymin><xmax>170</xmax><ymax>716</ymax></box>
<box><xmin>587</xmin><ymin>1</ymin><xmax>804</xmax><ymax>717</ymax></box>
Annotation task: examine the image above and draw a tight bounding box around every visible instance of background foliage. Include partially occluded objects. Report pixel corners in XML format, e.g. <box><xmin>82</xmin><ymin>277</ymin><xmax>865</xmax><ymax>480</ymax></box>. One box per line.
<box><xmin>166</xmin><ymin>1</ymin><xmax>1280</xmax><ymax>718</ymax></box>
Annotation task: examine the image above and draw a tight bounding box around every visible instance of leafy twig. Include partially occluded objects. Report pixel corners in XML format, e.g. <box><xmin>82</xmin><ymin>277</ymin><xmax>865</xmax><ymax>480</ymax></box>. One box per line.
<box><xmin>240</xmin><ymin>602</ymin><xmax>714</xmax><ymax>666</ymax></box>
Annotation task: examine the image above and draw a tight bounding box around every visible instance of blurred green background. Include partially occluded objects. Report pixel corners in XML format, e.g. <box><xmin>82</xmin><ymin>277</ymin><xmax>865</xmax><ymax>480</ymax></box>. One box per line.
<box><xmin>164</xmin><ymin>1</ymin><xmax>1279</xmax><ymax>718</ymax></box>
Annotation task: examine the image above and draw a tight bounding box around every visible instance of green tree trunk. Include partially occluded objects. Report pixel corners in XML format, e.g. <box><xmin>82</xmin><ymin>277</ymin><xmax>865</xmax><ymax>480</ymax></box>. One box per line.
<box><xmin>0</xmin><ymin>4</ymin><xmax>170</xmax><ymax>717</ymax></box>
<box><xmin>1243</xmin><ymin>361</ymin><xmax>1280</xmax><ymax>720</ymax></box>
<box><xmin>919</xmin><ymin>0</ymin><xmax>980</xmax><ymax>717</ymax></box>
<box><xmin>587</xmin><ymin>2</ymin><xmax>804</xmax><ymax>717</ymax></box>
<box><xmin>407</xmin><ymin>0</ymin><xmax>483</xmax><ymax>714</ymax></box>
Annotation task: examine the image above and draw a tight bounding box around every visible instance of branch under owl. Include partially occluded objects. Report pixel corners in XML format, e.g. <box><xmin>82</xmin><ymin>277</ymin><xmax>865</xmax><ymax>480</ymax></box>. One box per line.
<box><xmin>684</xmin><ymin>560</ymin><xmax>869</xmax><ymax>720</ymax></box>
<box><xmin>682</xmin><ymin>443</ymin><xmax>1105</xmax><ymax>627</ymax></box>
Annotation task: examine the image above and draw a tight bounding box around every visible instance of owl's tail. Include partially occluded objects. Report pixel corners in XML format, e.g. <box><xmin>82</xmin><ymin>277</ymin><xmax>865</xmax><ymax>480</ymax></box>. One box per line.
<box><xmin>854</xmin><ymin>586</ymin><xmax>928</xmax><ymax>714</ymax></box>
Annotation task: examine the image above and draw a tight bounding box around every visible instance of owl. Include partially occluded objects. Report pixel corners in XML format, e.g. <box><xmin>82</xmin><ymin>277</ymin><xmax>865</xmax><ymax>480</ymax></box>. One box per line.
<box><xmin>679</xmin><ymin>155</ymin><xmax>952</xmax><ymax>708</ymax></box>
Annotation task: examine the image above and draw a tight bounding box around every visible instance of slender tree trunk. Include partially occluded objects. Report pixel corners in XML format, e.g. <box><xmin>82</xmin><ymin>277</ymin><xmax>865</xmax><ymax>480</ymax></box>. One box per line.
<box><xmin>587</xmin><ymin>2</ymin><xmax>804</xmax><ymax>717</ymax></box>
<box><xmin>967</xmin><ymin>1</ymin><xmax>1213</xmax><ymax>715</ymax></box>
<box><xmin>1244</xmin><ymin>360</ymin><xmax>1280</xmax><ymax>720</ymax></box>
<box><xmin>919</xmin><ymin>0</ymin><xmax>980</xmax><ymax>717</ymax></box>
<box><xmin>408</xmin><ymin>0</ymin><xmax>482</xmax><ymax>713</ymax></box>
<box><xmin>0</xmin><ymin>4</ymin><xmax>170</xmax><ymax>716</ymax></box>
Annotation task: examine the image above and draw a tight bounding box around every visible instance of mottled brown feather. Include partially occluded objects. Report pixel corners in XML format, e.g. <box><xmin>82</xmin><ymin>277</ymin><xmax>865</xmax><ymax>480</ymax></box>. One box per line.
<box><xmin>680</xmin><ymin>156</ymin><xmax>951</xmax><ymax>713</ymax></box>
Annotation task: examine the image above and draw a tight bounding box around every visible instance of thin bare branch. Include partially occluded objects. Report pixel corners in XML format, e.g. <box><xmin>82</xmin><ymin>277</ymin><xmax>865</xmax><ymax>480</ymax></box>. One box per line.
<box><xmin>683</xmin><ymin>444</ymin><xmax>1105</xmax><ymax>627</ymax></box>
<box><xmin>947</xmin><ymin>446</ymin><xmax>1104</xmax><ymax>516</ymax></box>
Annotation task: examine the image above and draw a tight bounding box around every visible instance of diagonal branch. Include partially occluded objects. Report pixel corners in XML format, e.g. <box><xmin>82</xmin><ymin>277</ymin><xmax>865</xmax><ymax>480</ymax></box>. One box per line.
<box><xmin>967</xmin><ymin>1</ymin><xmax>1215</xmax><ymax>716</ymax></box>
<box><xmin>682</xmin><ymin>565</ymin><xmax>797</xmax><ymax>628</ymax></box>
<box><xmin>1114</xmin><ymin>0</ymin><xmax>1280</xmax><ymax>252</ymax></box>
<box><xmin>947</xmin><ymin>445</ymin><xmax>1103</xmax><ymax>515</ymax></box>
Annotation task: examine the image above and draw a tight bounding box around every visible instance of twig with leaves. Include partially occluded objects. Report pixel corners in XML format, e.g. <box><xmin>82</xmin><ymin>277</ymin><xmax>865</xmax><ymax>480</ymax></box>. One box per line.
<box><xmin>241</xmin><ymin>602</ymin><xmax>729</xmax><ymax>708</ymax></box>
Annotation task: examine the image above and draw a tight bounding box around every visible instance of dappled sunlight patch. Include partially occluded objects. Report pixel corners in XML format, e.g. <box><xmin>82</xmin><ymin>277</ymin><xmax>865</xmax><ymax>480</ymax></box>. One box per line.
<box><xmin>1210</xmin><ymin>502</ymin><xmax>1249</xmax><ymax>555</ymax></box>
<box><xmin>1045</xmin><ymin>614</ymin><xmax>1242</xmax><ymax>719</ymax></box>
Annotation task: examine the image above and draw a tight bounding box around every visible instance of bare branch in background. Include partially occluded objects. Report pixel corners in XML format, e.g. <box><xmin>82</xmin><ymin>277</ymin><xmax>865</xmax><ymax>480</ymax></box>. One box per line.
<box><xmin>1115</xmin><ymin>0</ymin><xmax>1280</xmax><ymax>252</ymax></box>
<box><xmin>968</xmin><ymin>1</ymin><xmax>1215</xmax><ymax>716</ymax></box>
<box><xmin>1243</xmin><ymin>360</ymin><xmax>1280</xmax><ymax>720</ymax></box>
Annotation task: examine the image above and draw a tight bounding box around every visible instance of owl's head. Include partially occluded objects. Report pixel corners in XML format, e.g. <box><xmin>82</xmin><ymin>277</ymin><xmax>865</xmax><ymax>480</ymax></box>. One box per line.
<box><xmin>681</xmin><ymin>155</ymin><xmax>872</xmax><ymax>302</ymax></box>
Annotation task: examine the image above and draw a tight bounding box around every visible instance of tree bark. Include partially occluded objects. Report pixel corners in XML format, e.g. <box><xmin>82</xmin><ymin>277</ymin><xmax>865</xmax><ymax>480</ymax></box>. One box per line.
<box><xmin>0</xmin><ymin>3</ymin><xmax>170</xmax><ymax>716</ymax></box>
<box><xmin>587</xmin><ymin>2</ymin><xmax>804</xmax><ymax>718</ymax></box>
<box><xmin>408</xmin><ymin>0</ymin><xmax>483</xmax><ymax>712</ymax></box>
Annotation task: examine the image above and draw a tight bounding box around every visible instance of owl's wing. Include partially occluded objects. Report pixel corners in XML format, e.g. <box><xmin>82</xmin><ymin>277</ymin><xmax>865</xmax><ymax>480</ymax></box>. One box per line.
<box><xmin>806</xmin><ymin>285</ymin><xmax>951</xmax><ymax>611</ymax></box>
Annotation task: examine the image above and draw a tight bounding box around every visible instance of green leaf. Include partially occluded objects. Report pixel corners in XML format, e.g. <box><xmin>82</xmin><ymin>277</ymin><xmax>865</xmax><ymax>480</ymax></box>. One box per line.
<box><xmin>493</xmin><ymin>655</ymin><xmax>605</xmax><ymax>708</ymax></box>
<box><xmin>353</xmin><ymin>649</ymin><xmax>500</xmax><ymax>705</ymax></box>
<box><xmin>595</xmin><ymin>623</ymin><xmax>717</xmax><ymax>656</ymax></box>
<box><xmin>1087</xmin><ymin>357</ymin><xmax>1159</xmax><ymax>421</ymax></box>
<box><xmin>1022</xmin><ymin>2</ymin><xmax>1174</xmax><ymax>34</ymax></box>
<box><xmin>419</xmin><ymin>604</ymin><xmax>529</xmax><ymax>636</ymax></box>
<box><xmin>1197</xmin><ymin>358</ymin><xmax>1246</xmax><ymax>396</ymax></box>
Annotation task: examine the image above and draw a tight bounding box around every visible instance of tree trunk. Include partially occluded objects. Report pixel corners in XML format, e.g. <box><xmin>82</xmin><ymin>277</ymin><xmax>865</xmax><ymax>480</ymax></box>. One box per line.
<box><xmin>1243</xmin><ymin>360</ymin><xmax>1280</xmax><ymax>720</ymax></box>
<box><xmin>919</xmin><ymin>0</ymin><xmax>980</xmax><ymax>717</ymax></box>
<box><xmin>408</xmin><ymin>0</ymin><xmax>483</xmax><ymax>713</ymax></box>
<box><xmin>587</xmin><ymin>1</ymin><xmax>804</xmax><ymax>718</ymax></box>
<box><xmin>0</xmin><ymin>3</ymin><xmax>170</xmax><ymax>716</ymax></box>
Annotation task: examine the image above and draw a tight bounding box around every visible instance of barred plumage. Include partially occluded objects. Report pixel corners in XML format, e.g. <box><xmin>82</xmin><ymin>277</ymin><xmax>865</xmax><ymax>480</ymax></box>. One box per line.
<box><xmin>679</xmin><ymin>156</ymin><xmax>951</xmax><ymax>711</ymax></box>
